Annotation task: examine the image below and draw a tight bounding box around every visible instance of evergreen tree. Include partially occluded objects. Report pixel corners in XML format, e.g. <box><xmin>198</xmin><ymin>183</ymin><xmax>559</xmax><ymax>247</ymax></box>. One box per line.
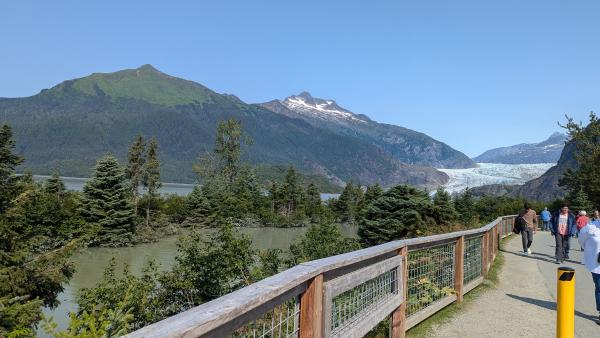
<box><xmin>0</xmin><ymin>125</ymin><xmax>77</xmax><ymax>336</ymax></box>
<box><xmin>126</xmin><ymin>135</ymin><xmax>146</xmax><ymax>215</ymax></box>
<box><xmin>44</xmin><ymin>171</ymin><xmax>65</xmax><ymax>198</ymax></box>
<box><xmin>268</xmin><ymin>182</ymin><xmax>280</xmax><ymax>214</ymax></box>
<box><xmin>335</xmin><ymin>181</ymin><xmax>364</xmax><ymax>223</ymax></box>
<box><xmin>280</xmin><ymin>166</ymin><xmax>303</xmax><ymax>216</ymax></box>
<box><xmin>143</xmin><ymin>138</ymin><xmax>161</xmax><ymax>227</ymax></box>
<box><xmin>364</xmin><ymin>183</ymin><xmax>384</xmax><ymax>205</ymax></box>
<box><xmin>454</xmin><ymin>188</ymin><xmax>476</xmax><ymax>226</ymax></box>
<box><xmin>358</xmin><ymin>185</ymin><xmax>436</xmax><ymax>246</ymax></box>
<box><xmin>186</xmin><ymin>185</ymin><xmax>213</xmax><ymax>226</ymax></box>
<box><xmin>568</xmin><ymin>187</ymin><xmax>594</xmax><ymax>214</ymax></box>
<box><xmin>433</xmin><ymin>187</ymin><xmax>459</xmax><ymax>225</ymax></box>
<box><xmin>304</xmin><ymin>183</ymin><xmax>322</xmax><ymax>221</ymax></box>
<box><xmin>79</xmin><ymin>155</ymin><xmax>135</xmax><ymax>246</ymax></box>
<box><xmin>560</xmin><ymin>113</ymin><xmax>600</xmax><ymax>207</ymax></box>
<box><xmin>0</xmin><ymin>125</ymin><xmax>24</xmax><ymax>212</ymax></box>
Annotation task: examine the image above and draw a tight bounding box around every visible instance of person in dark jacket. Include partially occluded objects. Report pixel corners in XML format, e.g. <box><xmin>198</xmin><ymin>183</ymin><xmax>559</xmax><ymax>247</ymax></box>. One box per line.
<box><xmin>551</xmin><ymin>205</ymin><xmax>577</xmax><ymax>264</ymax></box>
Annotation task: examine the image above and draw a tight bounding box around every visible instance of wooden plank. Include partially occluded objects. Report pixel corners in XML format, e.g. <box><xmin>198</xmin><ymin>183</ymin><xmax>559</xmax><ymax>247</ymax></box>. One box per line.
<box><xmin>454</xmin><ymin>236</ymin><xmax>465</xmax><ymax>303</ymax></box>
<box><xmin>463</xmin><ymin>276</ymin><xmax>484</xmax><ymax>294</ymax></box>
<box><xmin>391</xmin><ymin>246</ymin><xmax>408</xmax><ymax>338</ymax></box>
<box><xmin>331</xmin><ymin>294</ymin><xmax>402</xmax><ymax>338</ymax></box>
<box><xmin>123</xmin><ymin>264</ymin><xmax>315</xmax><ymax>338</ymax></box>
<box><xmin>481</xmin><ymin>232</ymin><xmax>488</xmax><ymax>278</ymax></box>
<box><xmin>405</xmin><ymin>295</ymin><xmax>458</xmax><ymax>330</ymax></box>
<box><xmin>300</xmin><ymin>274</ymin><xmax>323</xmax><ymax>338</ymax></box>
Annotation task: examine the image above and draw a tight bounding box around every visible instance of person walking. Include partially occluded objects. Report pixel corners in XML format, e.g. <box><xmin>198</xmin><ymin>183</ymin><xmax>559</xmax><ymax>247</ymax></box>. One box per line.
<box><xmin>540</xmin><ymin>207</ymin><xmax>551</xmax><ymax>231</ymax></box>
<box><xmin>576</xmin><ymin>210</ymin><xmax>590</xmax><ymax>251</ymax></box>
<box><xmin>551</xmin><ymin>205</ymin><xmax>576</xmax><ymax>264</ymax></box>
<box><xmin>577</xmin><ymin>220</ymin><xmax>600</xmax><ymax>325</ymax></box>
<box><xmin>517</xmin><ymin>203</ymin><xmax>537</xmax><ymax>255</ymax></box>
<box><xmin>577</xmin><ymin>210</ymin><xmax>590</xmax><ymax>236</ymax></box>
<box><xmin>592</xmin><ymin>210</ymin><xmax>600</xmax><ymax>224</ymax></box>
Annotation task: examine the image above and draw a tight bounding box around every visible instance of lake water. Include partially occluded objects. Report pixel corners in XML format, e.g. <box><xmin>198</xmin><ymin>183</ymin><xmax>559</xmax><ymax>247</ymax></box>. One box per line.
<box><xmin>40</xmin><ymin>224</ymin><xmax>356</xmax><ymax>336</ymax></box>
<box><xmin>33</xmin><ymin>175</ymin><xmax>340</xmax><ymax>200</ymax></box>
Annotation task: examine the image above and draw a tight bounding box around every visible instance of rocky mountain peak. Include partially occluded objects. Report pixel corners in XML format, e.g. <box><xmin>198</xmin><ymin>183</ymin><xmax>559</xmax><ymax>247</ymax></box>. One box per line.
<box><xmin>281</xmin><ymin>92</ymin><xmax>368</xmax><ymax>123</ymax></box>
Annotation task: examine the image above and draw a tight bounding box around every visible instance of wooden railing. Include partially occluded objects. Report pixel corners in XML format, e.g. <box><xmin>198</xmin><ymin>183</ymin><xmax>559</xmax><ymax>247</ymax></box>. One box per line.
<box><xmin>124</xmin><ymin>216</ymin><xmax>516</xmax><ymax>338</ymax></box>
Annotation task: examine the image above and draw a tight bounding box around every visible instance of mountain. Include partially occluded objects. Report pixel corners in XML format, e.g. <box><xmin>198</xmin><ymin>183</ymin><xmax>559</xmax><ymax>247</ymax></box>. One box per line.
<box><xmin>0</xmin><ymin>65</ymin><xmax>449</xmax><ymax>190</ymax></box>
<box><xmin>473</xmin><ymin>132</ymin><xmax>566</xmax><ymax>164</ymax></box>
<box><xmin>260</xmin><ymin>92</ymin><xmax>475</xmax><ymax>169</ymax></box>
<box><xmin>471</xmin><ymin>140</ymin><xmax>576</xmax><ymax>201</ymax></box>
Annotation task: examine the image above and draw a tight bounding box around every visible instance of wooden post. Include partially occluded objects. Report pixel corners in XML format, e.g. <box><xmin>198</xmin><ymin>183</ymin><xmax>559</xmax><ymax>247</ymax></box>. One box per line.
<box><xmin>482</xmin><ymin>232</ymin><xmax>488</xmax><ymax>278</ymax></box>
<box><xmin>454</xmin><ymin>236</ymin><xmax>465</xmax><ymax>303</ymax></box>
<box><xmin>390</xmin><ymin>246</ymin><xmax>408</xmax><ymax>338</ymax></box>
<box><xmin>300</xmin><ymin>274</ymin><xmax>324</xmax><ymax>338</ymax></box>
<box><xmin>492</xmin><ymin>226</ymin><xmax>497</xmax><ymax>259</ymax></box>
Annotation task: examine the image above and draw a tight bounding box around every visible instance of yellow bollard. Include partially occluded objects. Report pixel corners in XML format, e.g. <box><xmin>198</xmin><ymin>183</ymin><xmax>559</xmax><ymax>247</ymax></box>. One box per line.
<box><xmin>556</xmin><ymin>266</ymin><xmax>575</xmax><ymax>338</ymax></box>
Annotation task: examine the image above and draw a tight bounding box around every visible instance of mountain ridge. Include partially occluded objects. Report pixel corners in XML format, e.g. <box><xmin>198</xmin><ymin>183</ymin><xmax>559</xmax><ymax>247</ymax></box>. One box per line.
<box><xmin>261</xmin><ymin>92</ymin><xmax>476</xmax><ymax>169</ymax></box>
<box><xmin>0</xmin><ymin>65</ymin><xmax>453</xmax><ymax>190</ymax></box>
<box><xmin>473</xmin><ymin>132</ymin><xmax>566</xmax><ymax>164</ymax></box>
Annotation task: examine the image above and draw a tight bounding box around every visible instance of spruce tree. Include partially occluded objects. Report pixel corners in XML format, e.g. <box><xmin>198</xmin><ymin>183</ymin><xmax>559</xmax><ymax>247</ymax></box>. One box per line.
<box><xmin>0</xmin><ymin>125</ymin><xmax>24</xmax><ymax>212</ymax></box>
<box><xmin>281</xmin><ymin>166</ymin><xmax>303</xmax><ymax>216</ymax></box>
<box><xmin>454</xmin><ymin>188</ymin><xmax>476</xmax><ymax>225</ymax></box>
<box><xmin>0</xmin><ymin>125</ymin><xmax>76</xmax><ymax>336</ymax></box>
<box><xmin>568</xmin><ymin>187</ymin><xmax>594</xmax><ymax>214</ymax></box>
<box><xmin>559</xmin><ymin>113</ymin><xmax>600</xmax><ymax>206</ymax></box>
<box><xmin>364</xmin><ymin>183</ymin><xmax>384</xmax><ymax>205</ymax></box>
<box><xmin>433</xmin><ymin>187</ymin><xmax>459</xmax><ymax>225</ymax></box>
<box><xmin>79</xmin><ymin>154</ymin><xmax>135</xmax><ymax>246</ymax></box>
<box><xmin>126</xmin><ymin>135</ymin><xmax>145</xmax><ymax>215</ymax></box>
<box><xmin>304</xmin><ymin>183</ymin><xmax>322</xmax><ymax>221</ymax></box>
<box><xmin>335</xmin><ymin>181</ymin><xmax>364</xmax><ymax>223</ymax></box>
<box><xmin>186</xmin><ymin>185</ymin><xmax>213</xmax><ymax>226</ymax></box>
<box><xmin>358</xmin><ymin>184</ymin><xmax>436</xmax><ymax>246</ymax></box>
<box><xmin>44</xmin><ymin>171</ymin><xmax>65</xmax><ymax>198</ymax></box>
<box><xmin>143</xmin><ymin>138</ymin><xmax>161</xmax><ymax>227</ymax></box>
<box><xmin>268</xmin><ymin>182</ymin><xmax>280</xmax><ymax>214</ymax></box>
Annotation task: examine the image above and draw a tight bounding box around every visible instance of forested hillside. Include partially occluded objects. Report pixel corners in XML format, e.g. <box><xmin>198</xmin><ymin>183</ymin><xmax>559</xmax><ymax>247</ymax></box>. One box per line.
<box><xmin>0</xmin><ymin>65</ymin><xmax>449</xmax><ymax>189</ymax></box>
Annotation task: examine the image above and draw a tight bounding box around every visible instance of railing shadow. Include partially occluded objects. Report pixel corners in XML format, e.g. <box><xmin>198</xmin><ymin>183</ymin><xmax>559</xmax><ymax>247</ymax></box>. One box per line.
<box><xmin>533</xmin><ymin>252</ymin><xmax>582</xmax><ymax>265</ymax></box>
<box><xmin>506</xmin><ymin>294</ymin><xmax>596</xmax><ymax>322</ymax></box>
<box><xmin>500</xmin><ymin>248</ymin><xmax>582</xmax><ymax>265</ymax></box>
<box><xmin>500</xmin><ymin>249</ymin><xmax>555</xmax><ymax>264</ymax></box>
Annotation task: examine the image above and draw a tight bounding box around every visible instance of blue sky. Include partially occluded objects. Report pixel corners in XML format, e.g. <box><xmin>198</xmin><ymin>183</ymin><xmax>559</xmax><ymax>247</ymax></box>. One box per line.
<box><xmin>1</xmin><ymin>1</ymin><xmax>599</xmax><ymax>157</ymax></box>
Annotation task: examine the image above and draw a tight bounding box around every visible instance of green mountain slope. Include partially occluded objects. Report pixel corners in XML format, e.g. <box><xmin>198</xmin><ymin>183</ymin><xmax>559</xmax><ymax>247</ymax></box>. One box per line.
<box><xmin>0</xmin><ymin>65</ymin><xmax>449</xmax><ymax>189</ymax></box>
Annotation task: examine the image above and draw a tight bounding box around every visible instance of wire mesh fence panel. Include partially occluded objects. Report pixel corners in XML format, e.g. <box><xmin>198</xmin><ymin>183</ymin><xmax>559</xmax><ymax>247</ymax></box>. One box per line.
<box><xmin>230</xmin><ymin>297</ymin><xmax>300</xmax><ymax>338</ymax></box>
<box><xmin>330</xmin><ymin>268</ymin><xmax>398</xmax><ymax>335</ymax></box>
<box><xmin>463</xmin><ymin>236</ymin><xmax>483</xmax><ymax>284</ymax></box>
<box><xmin>406</xmin><ymin>243</ymin><xmax>456</xmax><ymax>316</ymax></box>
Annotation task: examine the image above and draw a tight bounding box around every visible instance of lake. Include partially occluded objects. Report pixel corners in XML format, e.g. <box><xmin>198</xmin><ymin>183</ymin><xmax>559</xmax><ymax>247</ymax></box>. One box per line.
<box><xmin>40</xmin><ymin>225</ymin><xmax>357</xmax><ymax>336</ymax></box>
<box><xmin>32</xmin><ymin>175</ymin><xmax>340</xmax><ymax>200</ymax></box>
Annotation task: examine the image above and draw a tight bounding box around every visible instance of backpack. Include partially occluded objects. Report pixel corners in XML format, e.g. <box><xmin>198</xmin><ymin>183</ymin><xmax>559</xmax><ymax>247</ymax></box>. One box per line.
<box><xmin>513</xmin><ymin>216</ymin><xmax>526</xmax><ymax>234</ymax></box>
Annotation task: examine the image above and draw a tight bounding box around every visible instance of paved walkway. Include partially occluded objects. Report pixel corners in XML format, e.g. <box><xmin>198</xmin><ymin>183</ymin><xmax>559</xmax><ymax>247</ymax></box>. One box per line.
<box><xmin>429</xmin><ymin>231</ymin><xmax>600</xmax><ymax>338</ymax></box>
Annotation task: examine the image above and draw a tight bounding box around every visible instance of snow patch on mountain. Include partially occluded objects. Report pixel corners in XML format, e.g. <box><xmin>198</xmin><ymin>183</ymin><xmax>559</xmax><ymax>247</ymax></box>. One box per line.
<box><xmin>281</xmin><ymin>93</ymin><xmax>368</xmax><ymax>123</ymax></box>
<box><xmin>439</xmin><ymin>163</ymin><xmax>555</xmax><ymax>194</ymax></box>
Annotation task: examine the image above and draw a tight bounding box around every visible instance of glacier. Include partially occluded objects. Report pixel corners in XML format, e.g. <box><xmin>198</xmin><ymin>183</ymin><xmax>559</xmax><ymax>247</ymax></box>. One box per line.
<box><xmin>438</xmin><ymin>162</ymin><xmax>555</xmax><ymax>194</ymax></box>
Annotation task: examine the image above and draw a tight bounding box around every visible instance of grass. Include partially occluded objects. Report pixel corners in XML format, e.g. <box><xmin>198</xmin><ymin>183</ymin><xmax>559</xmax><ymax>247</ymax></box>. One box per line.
<box><xmin>405</xmin><ymin>235</ymin><xmax>510</xmax><ymax>338</ymax></box>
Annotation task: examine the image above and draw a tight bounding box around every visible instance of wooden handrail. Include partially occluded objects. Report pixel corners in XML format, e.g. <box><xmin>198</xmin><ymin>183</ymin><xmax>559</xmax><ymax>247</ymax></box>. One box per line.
<box><xmin>125</xmin><ymin>215</ymin><xmax>516</xmax><ymax>338</ymax></box>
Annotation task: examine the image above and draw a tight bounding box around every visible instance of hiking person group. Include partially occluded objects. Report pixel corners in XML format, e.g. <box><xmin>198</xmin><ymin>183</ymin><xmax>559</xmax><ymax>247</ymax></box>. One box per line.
<box><xmin>513</xmin><ymin>204</ymin><xmax>582</xmax><ymax>263</ymax></box>
<box><xmin>514</xmin><ymin>204</ymin><xmax>600</xmax><ymax>324</ymax></box>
